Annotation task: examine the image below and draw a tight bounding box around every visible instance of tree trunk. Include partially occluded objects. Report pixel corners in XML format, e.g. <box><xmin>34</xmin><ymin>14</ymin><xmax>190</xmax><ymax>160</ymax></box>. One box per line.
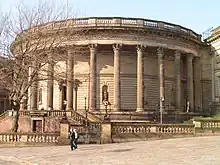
<box><xmin>11</xmin><ymin>110</ymin><xmax>19</xmax><ymax>132</ymax></box>
<box><xmin>11</xmin><ymin>104</ymin><xmax>20</xmax><ymax>133</ymax></box>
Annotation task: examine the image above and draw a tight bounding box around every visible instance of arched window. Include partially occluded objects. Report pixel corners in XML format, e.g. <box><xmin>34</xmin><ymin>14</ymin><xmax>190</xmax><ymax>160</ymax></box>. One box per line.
<box><xmin>102</xmin><ymin>85</ymin><xmax>108</xmax><ymax>102</ymax></box>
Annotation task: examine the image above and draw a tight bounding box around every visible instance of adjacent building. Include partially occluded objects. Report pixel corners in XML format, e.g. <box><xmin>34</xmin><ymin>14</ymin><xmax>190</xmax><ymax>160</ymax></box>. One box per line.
<box><xmin>206</xmin><ymin>26</ymin><xmax>220</xmax><ymax>112</ymax></box>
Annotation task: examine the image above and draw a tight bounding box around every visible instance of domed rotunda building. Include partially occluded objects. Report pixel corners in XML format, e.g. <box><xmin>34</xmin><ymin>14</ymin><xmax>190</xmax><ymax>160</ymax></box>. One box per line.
<box><xmin>23</xmin><ymin>17</ymin><xmax>212</xmax><ymax>119</ymax></box>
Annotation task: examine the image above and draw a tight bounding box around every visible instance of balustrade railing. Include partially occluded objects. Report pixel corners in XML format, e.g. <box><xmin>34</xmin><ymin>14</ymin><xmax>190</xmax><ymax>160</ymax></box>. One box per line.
<box><xmin>19</xmin><ymin>110</ymin><xmax>30</xmax><ymax>116</ymax></box>
<box><xmin>0</xmin><ymin>110</ymin><xmax>10</xmax><ymax>121</ymax></box>
<box><xmin>0</xmin><ymin>133</ymin><xmax>59</xmax><ymax>143</ymax></box>
<box><xmin>155</xmin><ymin>124</ymin><xmax>195</xmax><ymax>134</ymax></box>
<box><xmin>112</xmin><ymin>123</ymin><xmax>151</xmax><ymax>134</ymax></box>
<box><xmin>112</xmin><ymin>123</ymin><xmax>195</xmax><ymax>135</ymax></box>
<box><xmin>200</xmin><ymin>120</ymin><xmax>220</xmax><ymax>129</ymax></box>
<box><xmin>29</xmin><ymin>17</ymin><xmax>201</xmax><ymax>40</ymax></box>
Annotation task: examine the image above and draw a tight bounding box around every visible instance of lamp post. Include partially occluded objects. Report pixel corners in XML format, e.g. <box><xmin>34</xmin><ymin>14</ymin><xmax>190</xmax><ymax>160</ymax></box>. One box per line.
<box><xmin>160</xmin><ymin>97</ymin><xmax>164</xmax><ymax>124</ymax></box>
<box><xmin>103</xmin><ymin>101</ymin><xmax>108</xmax><ymax>120</ymax></box>
<box><xmin>84</xmin><ymin>96</ymin><xmax>89</xmax><ymax>143</ymax></box>
<box><xmin>84</xmin><ymin>97</ymin><xmax>88</xmax><ymax>127</ymax></box>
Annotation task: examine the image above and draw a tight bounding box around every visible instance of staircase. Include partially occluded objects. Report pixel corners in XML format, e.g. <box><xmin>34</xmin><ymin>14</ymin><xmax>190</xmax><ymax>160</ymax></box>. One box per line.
<box><xmin>0</xmin><ymin>110</ymin><xmax>11</xmax><ymax>121</ymax></box>
<box><xmin>76</xmin><ymin>110</ymin><xmax>102</xmax><ymax>123</ymax></box>
<box><xmin>0</xmin><ymin>110</ymin><xmax>102</xmax><ymax>144</ymax></box>
<box><xmin>69</xmin><ymin>111</ymin><xmax>102</xmax><ymax>144</ymax></box>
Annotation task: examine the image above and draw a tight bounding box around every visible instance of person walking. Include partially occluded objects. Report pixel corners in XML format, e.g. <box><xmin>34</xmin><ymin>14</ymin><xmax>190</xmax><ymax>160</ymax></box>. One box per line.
<box><xmin>69</xmin><ymin>128</ymin><xmax>79</xmax><ymax>150</ymax></box>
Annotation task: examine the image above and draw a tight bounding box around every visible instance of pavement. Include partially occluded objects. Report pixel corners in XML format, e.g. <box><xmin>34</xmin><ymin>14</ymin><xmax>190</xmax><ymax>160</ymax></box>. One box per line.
<box><xmin>0</xmin><ymin>136</ymin><xmax>220</xmax><ymax>165</ymax></box>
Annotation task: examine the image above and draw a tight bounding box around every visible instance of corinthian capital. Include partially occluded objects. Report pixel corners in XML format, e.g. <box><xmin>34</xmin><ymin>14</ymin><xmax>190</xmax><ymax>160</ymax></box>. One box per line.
<box><xmin>157</xmin><ymin>47</ymin><xmax>164</xmax><ymax>58</ymax></box>
<box><xmin>88</xmin><ymin>44</ymin><xmax>98</xmax><ymax>51</ymax></box>
<box><xmin>137</xmin><ymin>45</ymin><xmax>146</xmax><ymax>52</ymax></box>
<box><xmin>113</xmin><ymin>44</ymin><xmax>122</xmax><ymax>51</ymax></box>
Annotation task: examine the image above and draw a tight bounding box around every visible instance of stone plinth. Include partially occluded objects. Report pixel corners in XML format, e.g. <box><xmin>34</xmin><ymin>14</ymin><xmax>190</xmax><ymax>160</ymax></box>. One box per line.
<box><xmin>101</xmin><ymin>122</ymin><xmax>112</xmax><ymax>144</ymax></box>
<box><xmin>60</xmin><ymin>120</ymin><xmax>69</xmax><ymax>138</ymax></box>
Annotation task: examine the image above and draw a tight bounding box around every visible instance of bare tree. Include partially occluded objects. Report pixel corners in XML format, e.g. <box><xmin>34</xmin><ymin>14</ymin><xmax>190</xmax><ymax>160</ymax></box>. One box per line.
<box><xmin>0</xmin><ymin>0</ymin><xmax>84</xmax><ymax>132</ymax></box>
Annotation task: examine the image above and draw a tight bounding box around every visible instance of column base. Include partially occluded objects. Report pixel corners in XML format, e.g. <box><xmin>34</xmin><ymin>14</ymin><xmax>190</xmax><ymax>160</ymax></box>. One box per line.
<box><xmin>113</xmin><ymin>108</ymin><xmax>119</xmax><ymax>111</ymax></box>
<box><xmin>89</xmin><ymin>108</ymin><xmax>96</xmax><ymax>111</ymax></box>
<box><xmin>136</xmin><ymin>108</ymin><xmax>144</xmax><ymax>112</ymax></box>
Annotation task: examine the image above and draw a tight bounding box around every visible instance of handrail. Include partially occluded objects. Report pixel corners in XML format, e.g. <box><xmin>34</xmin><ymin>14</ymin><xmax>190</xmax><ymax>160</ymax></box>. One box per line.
<box><xmin>0</xmin><ymin>110</ymin><xmax>11</xmax><ymax>121</ymax></box>
<box><xmin>28</xmin><ymin>17</ymin><xmax>201</xmax><ymax>40</ymax></box>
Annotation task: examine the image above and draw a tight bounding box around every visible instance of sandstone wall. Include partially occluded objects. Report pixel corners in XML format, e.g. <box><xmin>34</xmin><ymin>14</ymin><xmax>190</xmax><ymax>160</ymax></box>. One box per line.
<box><xmin>32</xmin><ymin>47</ymin><xmax>212</xmax><ymax>111</ymax></box>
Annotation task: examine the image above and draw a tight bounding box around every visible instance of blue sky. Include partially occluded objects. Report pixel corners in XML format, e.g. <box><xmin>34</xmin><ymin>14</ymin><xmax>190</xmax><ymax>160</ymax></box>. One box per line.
<box><xmin>0</xmin><ymin>0</ymin><xmax>219</xmax><ymax>34</ymax></box>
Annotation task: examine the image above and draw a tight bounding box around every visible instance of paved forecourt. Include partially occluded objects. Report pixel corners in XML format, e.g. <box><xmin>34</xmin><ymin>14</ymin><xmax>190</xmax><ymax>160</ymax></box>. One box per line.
<box><xmin>0</xmin><ymin>136</ymin><xmax>220</xmax><ymax>165</ymax></box>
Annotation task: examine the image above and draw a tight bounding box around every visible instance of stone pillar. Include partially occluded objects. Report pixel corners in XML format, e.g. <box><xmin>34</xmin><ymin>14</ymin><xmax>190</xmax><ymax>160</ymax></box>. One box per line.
<box><xmin>30</xmin><ymin>63</ymin><xmax>38</xmax><ymax>110</ymax></box>
<box><xmin>3</xmin><ymin>98</ymin><xmax>7</xmax><ymax>112</ymax></box>
<box><xmin>212</xmin><ymin>54</ymin><xmax>216</xmax><ymax>101</ymax></box>
<box><xmin>158</xmin><ymin>47</ymin><xmax>165</xmax><ymax>114</ymax></box>
<box><xmin>20</xmin><ymin>98</ymin><xmax>26</xmax><ymax>110</ymax></box>
<box><xmin>89</xmin><ymin>44</ymin><xmax>97</xmax><ymax>111</ymax></box>
<box><xmin>113</xmin><ymin>44</ymin><xmax>122</xmax><ymax>111</ymax></box>
<box><xmin>59</xmin><ymin>83</ymin><xmax>64</xmax><ymax>110</ymax></box>
<box><xmin>187</xmin><ymin>54</ymin><xmax>194</xmax><ymax>112</ymax></box>
<box><xmin>74</xmin><ymin>88</ymin><xmax>78</xmax><ymax>111</ymax></box>
<box><xmin>101</xmin><ymin>122</ymin><xmax>112</xmax><ymax>144</ymax></box>
<box><xmin>194</xmin><ymin>57</ymin><xmax>202</xmax><ymax>110</ymax></box>
<box><xmin>31</xmin><ymin>81</ymin><xmax>38</xmax><ymax>110</ymax></box>
<box><xmin>47</xmin><ymin>54</ymin><xmax>54</xmax><ymax>110</ymax></box>
<box><xmin>136</xmin><ymin>45</ymin><xmax>145</xmax><ymax>112</ymax></box>
<box><xmin>66</xmin><ymin>50</ymin><xmax>73</xmax><ymax>110</ymax></box>
<box><xmin>174</xmin><ymin>50</ymin><xmax>181</xmax><ymax>111</ymax></box>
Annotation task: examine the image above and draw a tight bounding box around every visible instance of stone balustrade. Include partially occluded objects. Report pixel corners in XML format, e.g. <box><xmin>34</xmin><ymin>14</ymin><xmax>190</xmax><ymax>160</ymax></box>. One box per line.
<box><xmin>29</xmin><ymin>17</ymin><xmax>201</xmax><ymax>40</ymax></box>
<box><xmin>193</xmin><ymin>119</ymin><xmax>220</xmax><ymax>129</ymax></box>
<box><xmin>112</xmin><ymin>123</ymin><xmax>151</xmax><ymax>134</ymax></box>
<box><xmin>0</xmin><ymin>110</ymin><xmax>10</xmax><ymax>120</ymax></box>
<box><xmin>0</xmin><ymin>133</ymin><xmax>59</xmax><ymax>144</ymax></box>
<box><xmin>202</xmin><ymin>120</ymin><xmax>220</xmax><ymax>129</ymax></box>
<box><xmin>111</xmin><ymin>123</ymin><xmax>195</xmax><ymax>135</ymax></box>
<box><xmin>18</xmin><ymin>110</ymin><xmax>73</xmax><ymax>117</ymax></box>
<box><xmin>155</xmin><ymin>124</ymin><xmax>195</xmax><ymax>134</ymax></box>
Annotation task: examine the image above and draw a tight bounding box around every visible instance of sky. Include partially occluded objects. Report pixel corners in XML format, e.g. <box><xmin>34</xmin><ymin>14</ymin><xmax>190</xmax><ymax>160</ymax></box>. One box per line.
<box><xmin>0</xmin><ymin>0</ymin><xmax>219</xmax><ymax>35</ymax></box>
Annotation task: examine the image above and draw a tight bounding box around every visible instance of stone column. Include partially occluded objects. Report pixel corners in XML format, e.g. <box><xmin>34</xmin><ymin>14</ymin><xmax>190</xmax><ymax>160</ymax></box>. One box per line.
<box><xmin>66</xmin><ymin>50</ymin><xmax>73</xmax><ymax>110</ymax></box>
<box><xmin>113</xmin><ymin>44</ymin><xmax>122</xmax><ymax>111</ymax></box>
<box><xmin>20</xmin><ymin>98</ymin><xmax>25</xmax><ymax>110</ymax></box>
<box><xmin>3</xmin><ymin>98</ymin><xmax>7</xmax><ymax>112</ymax></box>
<box><xmin>136</xmin><ymin>45</ymin><xmax>145</xmax><ymax>112</ymax></box>
<box><xmin>89</xmin><ymin>44</ymin><xmax>97</xmax><ymax>111</ymax></box>
<box><xmin>194</xmin><ymin>57</ymin><xmax>202</xmax><ymax>110</ymax></box>
<box><xmin>31</xmin><ymin>80</ymin><xmax>38</xmax><ymax>110</ymax></box>
<box><xmin>74</xmin><ymin>88</ymin><xmax>78</xmax><ymax>111</ymax></box>
<box><xmin>158</xmin><ymin>47</ymin><xmax>165</xmax><ymax>114</ymax></box>
<box><xmin>187</xmin><ymin>54</ymin><xmax>194</xmax><ymax>112</ymax></box>
<box><xmin>59</xmin><ymin>82</ymin><xmax>64</xmax><ymax>110</ymax></box>
<box><xmin>212</xmin><ymin>54</ymin><xmax>216</xmax><ymax>101</ymax></box>
<box><xmin>29</xmin><ymin>61</ymin><xmax>38</xmax><ymax>110</ymax></box>
<box><xmin>47</xmin><ymin>54</ymin><xmax>54</xmax><ymax>110</ymax></box>
<box><xmin>174</xmin><ymin>50</ymin><xmax>181</xmax><ymax>111</ymax></box>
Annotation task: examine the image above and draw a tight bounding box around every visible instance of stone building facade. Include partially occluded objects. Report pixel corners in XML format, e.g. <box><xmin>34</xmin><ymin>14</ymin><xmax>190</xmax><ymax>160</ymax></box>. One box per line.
<box><xmin>206</xmin><ymin>27</ymin><xmax>220</xmax><ymax>104</ymax></box>
<box><xmin>25</xmin><ymin>17</ymin><xmax>212</xmax><ymax>114</ymax></box>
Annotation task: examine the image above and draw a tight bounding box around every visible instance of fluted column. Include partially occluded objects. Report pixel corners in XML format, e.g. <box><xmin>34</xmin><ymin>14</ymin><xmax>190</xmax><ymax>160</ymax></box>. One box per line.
<box><xmin>59</xmin><ymin>81</ymin><xmax>64</xmax><ymax>110</ymax></box>
<box><xmin>30</xmin><ymin>65</ymin><xmax>38</xmax><ymax>110</ymax></box>
<box><xmin>47</xmin><ymin>54</ymin><xmax>54</xmax><ymax>110</ymax></box>
<box><xmin>113</xmin><ymin>44</ymin><xmax>122</xmax><ymax>111</ymax></box>
<box><xmin>158</xmin><ymin>47</ymin><xmax>165</xmax><ymax>116</ymax></box>
<box><xmin>212</xmin><ymin>54</ymin><xmax>216</xmax><ymax>101</ymax></box>
<box><xmin>89</xmin><ymin>44</ymin><xmax>97</xmax><ymax>111</ymax></box>
<box><xmin>136</xmin><ymin>45</ymin><xmax>145</xmax><ymax>112</ymax></box>
<box><xmin>187</xmin><ymin>54</ymin><xmax>194</xmax><ymax>112</ymax></box>
<box><xmin>66</xmin><ymin>50</ymin><xmax>73</xmax><ymax>110</ymax></box>
<box><xmin>175</xmin><ymin>50</ymin><xmax>181</xmax><ymax>111</ymax></box>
